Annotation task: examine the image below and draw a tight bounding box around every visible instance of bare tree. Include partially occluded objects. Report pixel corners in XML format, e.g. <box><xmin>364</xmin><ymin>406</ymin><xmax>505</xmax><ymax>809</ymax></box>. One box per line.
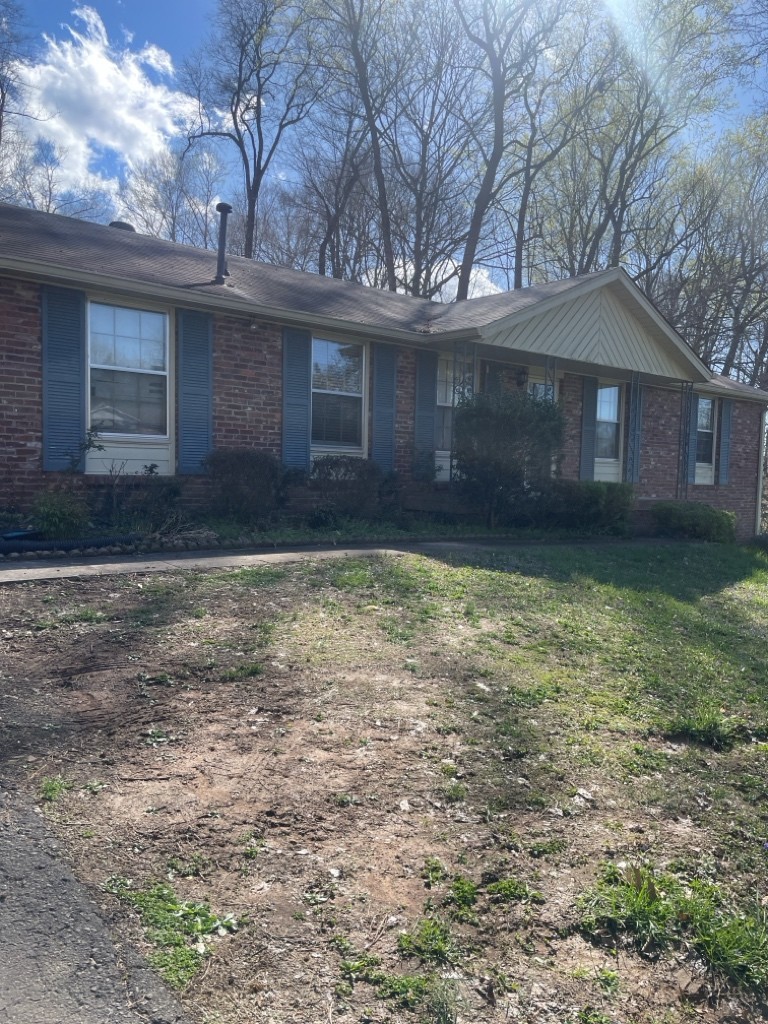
<box><xmin>118</xmin><ymin>144</ymin><xmax>228</xmax><ymax>247</ymax></box>
<box><xmin>184</xmin><ymin>0</ymin><xmax>323</xmax><ymax>259</ymax></box>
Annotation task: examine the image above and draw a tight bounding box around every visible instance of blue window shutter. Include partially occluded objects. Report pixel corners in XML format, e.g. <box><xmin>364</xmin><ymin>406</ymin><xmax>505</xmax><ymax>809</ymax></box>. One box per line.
<box><xmin>414</xmin><ymin>350</ymin><xmax>438</xmax><ymax>471</ymax></box>
<box><xmin>625</xmin><ymin>379</ymin><xmax>643</xmax><ymax>484</ymax></box>
<box><xmin>282</xmin><ymin>328</ymin><xmax>311</xmax><ymax>470</ymax></box>
<box><xmin>178</xmin><ymin>309</ymin><xmax>213</xmax><ymax>475</ymax></box>
<box><xmin>372</xmin><ymin>343</ymin><xmax>397</xmax><ymax>471</ymax></box>
<box><xmin>42</xmin><ymin>286</ymin><xmax>86</xmax><ymax>471</ymax></box>
<box><xmin>687</xmin><ymin>394</ymin><xmax>699</xmax><ymax>484</ymax></box>
<box><xmin>718</xmin><ymin>399</ymin><xmax>733</xmax><ymax>485</ymax></box>
<box><xmin>580</xmin><ymin>377</ymin><xmax>598</xmax><ymax>481</ymax></box>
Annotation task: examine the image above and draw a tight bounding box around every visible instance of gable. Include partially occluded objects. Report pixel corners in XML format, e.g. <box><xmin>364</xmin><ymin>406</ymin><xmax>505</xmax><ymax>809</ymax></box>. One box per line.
<box><xmin>479</xmin><ymin>286</ymin><xmax>705</xmax><ymax>382</ymax></box>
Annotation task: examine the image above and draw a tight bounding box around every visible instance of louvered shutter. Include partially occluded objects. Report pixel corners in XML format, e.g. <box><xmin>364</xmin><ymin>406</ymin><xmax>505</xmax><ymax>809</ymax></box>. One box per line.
<box><xmin>178</xmin><ymin>309</ymin><xmax>212</xmax><ymax>474</ymax></box>
<box><xmin>579</xmin><ymin>377</ymin><xmax>598</xmax><ymax>481</ymax></box>
<box><xmin>414</xmin><ymin>350</ymin><xmax>438</xmax><ymax>474</ymax></box>
<box><xmin>625</xmin><ymin>378</ymin><xmax>644</xmax><ymax>484</ymax></box>
<box><xmin>371</xmin><ymin>343</ymin><xmax>397</xmax><ymax>471</ymax></box>
<box><xmin>718</xmin><ymin>399</ymin><xmax>733</xmax><ymax>485</ymax></box>
<box><xmin>42</xmin><ymin>286</ymin><xmax>86</xmax><ymax>471</ymax></box>
<box><xmin>282</xmin><ymin>328</ymin><xmax>311</xmax><ymax>470</ymax></box>
<box><xmin>687</xmin><ymin>394</ymin><xmax>700</xmax><ymax>484</ymax></box>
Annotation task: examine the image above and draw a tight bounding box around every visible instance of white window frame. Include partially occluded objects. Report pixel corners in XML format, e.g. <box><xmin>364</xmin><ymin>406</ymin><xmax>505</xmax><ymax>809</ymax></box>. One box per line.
<box><xmin>310</xmin><ymin>336</ymin><xmax>367</xmax><ymax>457</ymax></box>
<box><xmin>85</xmin><ymin>297</ymin><xmax>174</xmax><ymax>476</ymax></box>
<box><xmin>594</xmin><ymin>381</ymin><xmax>623</xmax><ymax>483</ymax></box>
<box><xmin>694</xmin><ymin>397</ymin><xmax>717</xmax><ymax>485</ymax></box>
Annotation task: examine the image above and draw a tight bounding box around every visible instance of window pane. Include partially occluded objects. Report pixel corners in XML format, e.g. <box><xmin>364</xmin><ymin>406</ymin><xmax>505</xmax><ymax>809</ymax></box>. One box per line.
<box><xmin>597</xmin><ymin>386</ymin><xmax>620</xmax><ymax>421</ymax></box>
<box><xmin>698</xmin><ymin>399</ymin><xmax>713</xmax><ymax>432</ymax></box>
<box><xmin>596</xmin><ymin>422</ymin><xmax>619</xmax><ymax>460</ymax></box>
<box><xmin>90</xmin><ymin>333</ymin><xmax>115</xmax><ymax>365</ymax></box>
<box><xmin>696</xmin><ymin>430</ymin><xmax>714</xmax><ymax>464</ymax></box>
<box><xmin>312</xmin><ymin>339</ymin><xmax>362</xmax><ymax>394</ymax></box>
<box><xmin>90</xmin><ymin>303</ymin><xmax>167</xmax><ymax>372</ymax></box>
<box><xmin>529</xmin><ymin>381</ymin><xmax>554</xmax><ymax>401</ymax></box>
<box><xmin>435</xmin><ymin>406</ymin><xmax>453</xmax><ymax>450</ymax></box>
<box><xmin>311</xmin><ymin>392</ymin><xmax>362</xmax><ymax>446</ymax></box>
<box><xmin>90</xmin><ymin>369</ymin><xmax>167</xmax><ymax>435</ymax></box>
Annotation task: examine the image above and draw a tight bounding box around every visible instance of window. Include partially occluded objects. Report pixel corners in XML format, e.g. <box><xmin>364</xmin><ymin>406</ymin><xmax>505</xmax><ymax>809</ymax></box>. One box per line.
<box><xmin>311</xmin><ymin>338</ymin><xmax>364</xmax><ymax>448</ymax></box>
<box><xmin>528</xmin><ymin>379</ymin><xmax>556</xmax><ymax>402</ymax></box>
<box><xmin>436</xmin><ymin>352</ymin><xmax>473</xmax><ymax>451</ymax></box>
<box><xmin>596</xmin><ymin>385</ymin><xmax>621</xmax><ymax>460</ymax></box>
<box><xmin>89</xmin><ymin>303</ymin><xmax>168</xmax><ymax>436</ymax></box>
<box><xmin>695</xmin><ymin>398</ymin><xmax>715</xmax><ymax>484</ymax></box>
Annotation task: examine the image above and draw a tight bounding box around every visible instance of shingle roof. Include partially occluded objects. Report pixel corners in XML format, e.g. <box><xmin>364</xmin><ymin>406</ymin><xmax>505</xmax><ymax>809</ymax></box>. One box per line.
<box><xmin>1</xmin><ymin>203</ymin><xmax>765</xmax><ymax>401</ymax></box>
<box><xmin>0</xmin><ymin>202</ymin><xmax>609</xmax><ymax>335</ymax></box>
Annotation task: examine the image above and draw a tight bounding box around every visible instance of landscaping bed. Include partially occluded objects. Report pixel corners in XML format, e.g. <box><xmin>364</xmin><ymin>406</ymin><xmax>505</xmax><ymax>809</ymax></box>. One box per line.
<box><xmin>1</xmin><ymin>542</ymin><xmax>767</xmax><ymax>1023</ymax></box>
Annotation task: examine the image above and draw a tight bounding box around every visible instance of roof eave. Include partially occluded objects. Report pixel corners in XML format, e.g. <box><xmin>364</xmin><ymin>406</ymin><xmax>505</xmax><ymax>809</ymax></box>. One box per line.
<box><xmin>1</xmin><ymin>255</ymin><xmax>479</xmax><ymax>347</ymax></box>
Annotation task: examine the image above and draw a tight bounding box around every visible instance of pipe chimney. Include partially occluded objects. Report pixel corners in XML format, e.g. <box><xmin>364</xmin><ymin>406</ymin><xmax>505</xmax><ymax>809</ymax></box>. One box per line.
<box><xmin>214</xmin><ymin>202</ymin><xmax>233</xmax><ymax>284</ymax></box>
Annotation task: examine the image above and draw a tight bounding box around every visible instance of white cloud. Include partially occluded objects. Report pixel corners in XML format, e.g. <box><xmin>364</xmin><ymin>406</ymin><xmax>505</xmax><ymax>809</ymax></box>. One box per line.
<box><xmin>16</xmin><ymin>6</ymin><xmax>193</xmax><ymax>193</ymax></box>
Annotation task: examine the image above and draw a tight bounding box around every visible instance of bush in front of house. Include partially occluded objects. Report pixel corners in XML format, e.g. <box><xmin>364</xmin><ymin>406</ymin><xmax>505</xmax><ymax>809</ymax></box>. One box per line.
<box><xmin>651</xmin><ymin>501</ymin><xmax>736</xmax><ymax>543</ymax></box>
<box><xmin>534</xmin><ymin>480</ymin><xmax>635</xmax><ymax>534</ymax></box>
<box><xmin>203</xmin><ymin>449</ymin><xmax>285</xmax><ymax>523</ymax></box>
<box><xmin>452</xmin><ymin>391</ymin><xmax>565</xmax><ymax>527</ymax></box>
<box><xmin>309</xmin><ymin>455</ymin><xmax>398</xmax><ymax>520</ymax></box>
<box><xmin>31</xmin><ymin>487</ymin><xmax>92</xmax><ymax>539</ymax></box>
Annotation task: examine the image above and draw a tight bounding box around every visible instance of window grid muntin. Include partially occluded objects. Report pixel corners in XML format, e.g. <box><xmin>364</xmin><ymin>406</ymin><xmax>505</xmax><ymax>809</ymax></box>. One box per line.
<box><xmin>311</xmin><ymin>338</ymin><xmax>365</xmax><ymax>449</ymax></box>
<box><xmin>87</xmin><ymin>301</ymin><xmax>169</xmax><ymax>438</ymax></box>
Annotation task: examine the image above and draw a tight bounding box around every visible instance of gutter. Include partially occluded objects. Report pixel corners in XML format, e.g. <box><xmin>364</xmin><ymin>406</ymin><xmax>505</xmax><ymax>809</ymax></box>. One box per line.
<box><xmin>0</xmin><ymin>258</ymin><xmax>479</xmax><ymax>349</ymax></box>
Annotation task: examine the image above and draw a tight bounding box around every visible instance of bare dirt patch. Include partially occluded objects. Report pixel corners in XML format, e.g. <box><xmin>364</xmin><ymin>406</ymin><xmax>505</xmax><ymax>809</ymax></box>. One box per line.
<box><xmin>1</xmin><ymin>549</ymin><xmax>767</xmax><ymax>1024</ymax></box>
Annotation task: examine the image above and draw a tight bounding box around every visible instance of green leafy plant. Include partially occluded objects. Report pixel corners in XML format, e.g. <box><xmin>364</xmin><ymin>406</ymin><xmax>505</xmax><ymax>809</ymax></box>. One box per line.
<box><xmin>486</xmin><ymin>878</ymin><xmax>545</xmax><ymax>904</ymax></box>
<box><xmin>203</xmin><ymin>448</ymin><xmax>286</xmax><ymax>523</ymax></box>
<box><xmin>652</xmin><ymin>501</ymin><xmax>736</xmax><ymax>543</ymax></box>
<box><xmin>104</xmin><ymin>877</ymin><xmax>238</xmax><ymax>989</ymax></box>
<box><xmin>31</xmin><ymin>487</ymin><xmax>91</xmax><ymax>539</ymax></box>
<box><xmin>39</xmin><ymin>776</ymin><xmax>73</xmax><ymax>802</ymax></box>
<box><xmin>452</xmin><ymin>390</ymin><xmax>565</xmax><ymax>527</ymax></box>
<box><xmin>661</xmin><ymin>702</ymin><xmax>739</xmax><ymax>751</ymax></box>
<box><xmin>422</xmin><ymin>856</ymin><xmax>449</xmax><ymax>888</ymax></box>
<box><xmin>444</xmin><ymin>876</ymin><xmax>478</xmax><ymax>922</ymax></box>
<box><xmin>397</xmin><ymin>918</ymin><xmax>459</xmax><ymax>965</ymax></box>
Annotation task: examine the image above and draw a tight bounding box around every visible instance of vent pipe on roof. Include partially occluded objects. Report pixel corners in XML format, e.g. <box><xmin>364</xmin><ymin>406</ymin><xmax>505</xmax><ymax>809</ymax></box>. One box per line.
<box><xmin>109</xmin><ymin>220</ymin><xmax>136</xmax><ymax>232</ymax></box>
<box><xmin>214</xmin><ymin>202</ymin><xmax>233</xmax><ymax>284</ymax></box>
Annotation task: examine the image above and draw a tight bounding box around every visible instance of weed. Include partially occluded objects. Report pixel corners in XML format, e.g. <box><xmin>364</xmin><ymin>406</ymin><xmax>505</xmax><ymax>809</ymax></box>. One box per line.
<box><xmin>220</xmin><ymin>661</ymin><xmax>263</xmax><ymax>681</ymax></box>
<box><xmin>104</xmin><ymin>877</ymin><xmax>238</xmax><ymax>989</ymax></box>
<box><xmin>83</xmin><ymin>780</ymin><xmax>106</xmax><ymax>795</ymax></box>
<box><xmin>662</xmin><ymin>703</ymin><xmax>738</xmax><ymax>751</ymax></box>
<box><xmin>486</xmin><ymin>878</ymin><xmax>545</xmax><ymax>904</ymax></box>
<box><xmin>422</xmin><ymin>856</ymin><xmax>449</xmax><ymax>888</ymax></box>
<box><xmin>442</xmin><ymin>782</ymin><xmax>468</xmax><ymax>804</ymax></box>
<box><xmin>39</xmin><ymin>776</ymin><xmax>72</xmax><ymax>802</ymax></box>
<box><xmin>528</xmin><ymin>837</ymin><xmax>567</xmax><ymax>858</ymax></box>
<box><xmin>397</xmin><ymin>918</ymin><xmax>459</xmax><ymax>965</ymax></box>
<box><xmin>444</xmin><ymin>876</ymin><xmax>478</xmax><ymax>923</ymax></box>
<box><xmin>167</xmin><ymin>853</ymin><xmax>210</xmax><ymax>878</ymax></box>
<box><xmin>579</xmin><ymin>862</ymin><xmax>768</xmax><ymax>988</ymax></box>
<box><xmin>596</xmin><ymin>967</ymin><xmax>619</xmax><ymax>995</ymax></box>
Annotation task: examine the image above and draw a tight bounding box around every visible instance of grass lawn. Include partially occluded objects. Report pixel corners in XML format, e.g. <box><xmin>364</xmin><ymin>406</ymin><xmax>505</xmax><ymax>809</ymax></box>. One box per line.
<box><xmin>2</xmin><ymin>541</ymin><xmax>768</xmax><ymax>1023</ymax></box>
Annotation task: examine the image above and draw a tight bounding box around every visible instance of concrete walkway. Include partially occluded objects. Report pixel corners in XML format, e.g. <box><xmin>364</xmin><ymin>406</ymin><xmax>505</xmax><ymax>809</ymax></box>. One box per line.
<box><xmin>0</xmin><ymin>540</ymin><xmax>485</xmax><ymax>584</ymax></box>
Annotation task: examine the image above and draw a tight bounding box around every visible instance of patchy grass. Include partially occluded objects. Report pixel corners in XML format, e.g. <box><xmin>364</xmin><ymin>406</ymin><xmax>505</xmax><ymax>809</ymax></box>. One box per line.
<box><xmin>4</xmin><ymin>542</ymin><xmax>768</xmax><ymax>1022</ymax></box>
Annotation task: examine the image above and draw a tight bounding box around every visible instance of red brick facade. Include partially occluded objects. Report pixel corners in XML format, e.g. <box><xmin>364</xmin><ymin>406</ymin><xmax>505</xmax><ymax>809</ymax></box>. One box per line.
<box><xmin>0</xmin><ymin>273</ymin><xmax>764</xmax><ymax>539</ymax></box>
<box><xmin>0</xmin><ymin>279</ymin><xmax>43</xmax><ymax>509</ymax></box>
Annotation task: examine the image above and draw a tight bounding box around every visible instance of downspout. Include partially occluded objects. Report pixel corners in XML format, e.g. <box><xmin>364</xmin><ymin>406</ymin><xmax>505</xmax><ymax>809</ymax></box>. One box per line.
<box><xmin>757</xmin><ymin>406</ymin><xmax>767</xmax><ymax>536</ymax></box>
<box><xmin>214</xmin><ymin>202</ymin><xmax>233</xmax><ymax>285</ymax></box>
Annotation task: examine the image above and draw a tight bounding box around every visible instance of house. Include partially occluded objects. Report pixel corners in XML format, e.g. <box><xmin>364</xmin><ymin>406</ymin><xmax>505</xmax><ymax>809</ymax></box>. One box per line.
<box><xmin>0</xmin><ymin>202</ymin><xmax>765</xmax><ymax>539</ymax></box>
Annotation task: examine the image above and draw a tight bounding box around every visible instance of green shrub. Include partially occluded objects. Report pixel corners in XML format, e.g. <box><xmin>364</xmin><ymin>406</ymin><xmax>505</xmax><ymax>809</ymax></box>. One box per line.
<box><xmin>203</xmin><ymin>449</ymin><xmax>285</xmax><ymax>523</ymax></box>
<box><xmin>651</xmin><ymin>501</ymin><xmax>736</xmax><ymax>543</ymax></box>
<box><xmin>534</xmin><ymin>480</ymin><xmax>634</xmax><ymax>533</ymax></box>
<box><xmin>310</xmin><ymin>455</ymin><xmax>396</xmax><ymax>519</ymax></box>
<box><xmin>453</xmin><ymin>391</ymin><xmax>565</xmax><ymax>527</ymax></box>
<box><xmin>31</xmin><ymin>488</ymin><xmax>91</xmax><ymax>539</ymax></box>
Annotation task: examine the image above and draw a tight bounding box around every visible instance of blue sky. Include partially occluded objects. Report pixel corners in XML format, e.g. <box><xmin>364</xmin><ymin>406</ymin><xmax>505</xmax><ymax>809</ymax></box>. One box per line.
<box><xmin>17</xmin><ymin>3</ymin><xmax>216</xmax><ymax>191</ymax></box>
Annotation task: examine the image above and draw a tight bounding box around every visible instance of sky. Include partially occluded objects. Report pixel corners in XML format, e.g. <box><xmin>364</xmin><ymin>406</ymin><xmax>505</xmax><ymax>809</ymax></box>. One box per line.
<box><xmin>17</xmin><ymin>2</ymin><xmax>216</xmax><ymax>191</ymax></box>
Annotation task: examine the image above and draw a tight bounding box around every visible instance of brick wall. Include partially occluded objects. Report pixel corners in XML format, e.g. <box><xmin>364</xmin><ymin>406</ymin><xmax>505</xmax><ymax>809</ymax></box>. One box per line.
<box><xmin>0</xmin><ymin>278</ymin><xmax>43</xmax><ymax>510</ymax></box>
<box><xmin>212</xmin><ymin>316</ymin><xmax>283</xmax><ymax>454</ymax></box>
